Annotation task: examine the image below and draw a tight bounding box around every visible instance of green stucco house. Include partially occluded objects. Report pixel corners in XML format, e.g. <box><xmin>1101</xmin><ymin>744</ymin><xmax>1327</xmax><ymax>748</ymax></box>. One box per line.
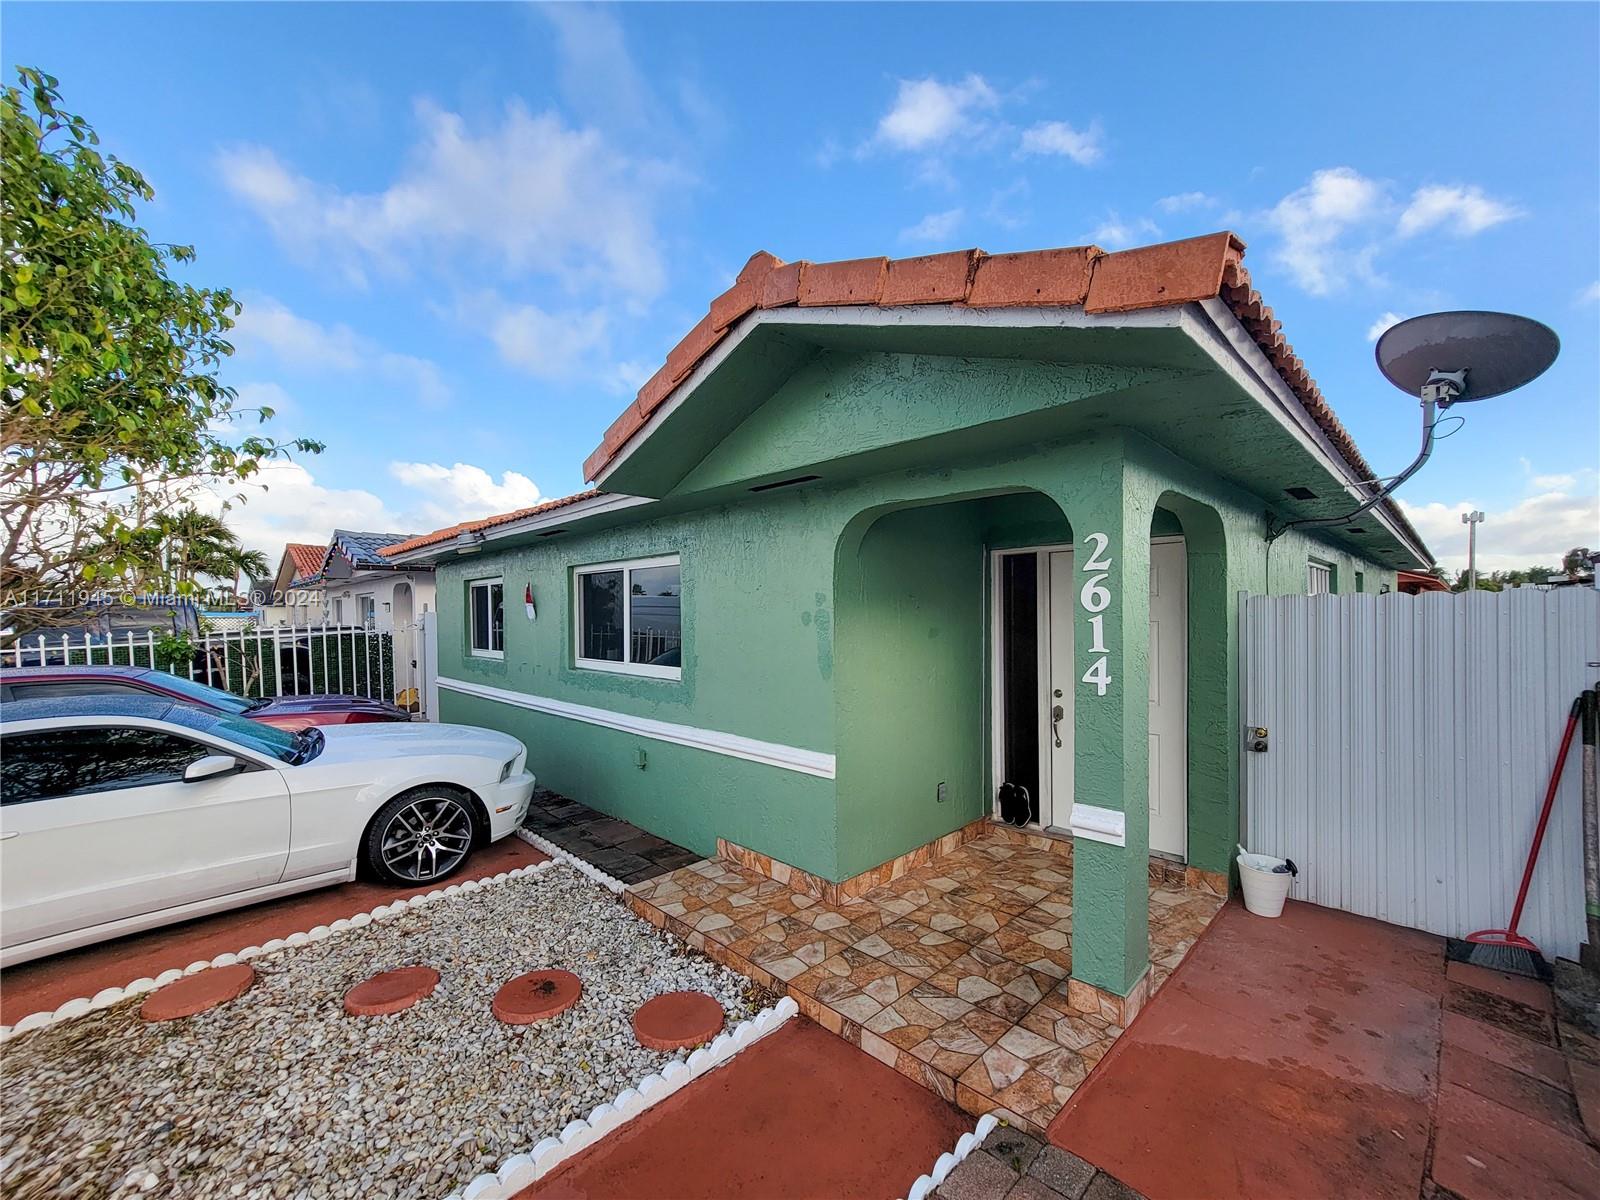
<box><xmin>383</xmin><ymin>232</ymin><xmax>1430</xmax><ymax>1008</ymax></box>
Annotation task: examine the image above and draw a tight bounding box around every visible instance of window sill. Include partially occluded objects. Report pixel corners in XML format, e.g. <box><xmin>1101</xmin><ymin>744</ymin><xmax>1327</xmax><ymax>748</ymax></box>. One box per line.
<box><xmin>574</xmin><ymin>657</ymin><xmax>680</xmax><ymax>682</ymax></box>
<box><xmin>469</xmin><ymin>650</ymin><xmax>505</xmax><ymax>661</ymax></box>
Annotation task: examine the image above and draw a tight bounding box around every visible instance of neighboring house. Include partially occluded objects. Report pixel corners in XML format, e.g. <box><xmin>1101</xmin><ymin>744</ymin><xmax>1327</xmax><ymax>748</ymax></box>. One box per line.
<box><xmin>1396</xmin><ymin>569</ymin><xmax>1450</xmax><ymax>594</ymax></box>
<box><xmin>385</xmin><ymin>232</ymin><xmax>1433</xmax><ymax>1013</ymax></box>
<box><xmin>314</xmin><ymin>529</ymin><xmax>435</xmax><ymax>634</ymax></box>
<box><xmin>254</xmin><ymin>542</ymin><xmax>327</xmax><ymax>626</ymax></box>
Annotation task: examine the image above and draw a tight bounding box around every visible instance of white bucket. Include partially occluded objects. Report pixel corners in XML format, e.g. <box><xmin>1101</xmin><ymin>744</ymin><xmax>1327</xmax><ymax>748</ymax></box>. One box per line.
<box><xmin>1236</xmin><ymin>845</ymin><xmax>1294</xmax><ymax>918</ymax></box>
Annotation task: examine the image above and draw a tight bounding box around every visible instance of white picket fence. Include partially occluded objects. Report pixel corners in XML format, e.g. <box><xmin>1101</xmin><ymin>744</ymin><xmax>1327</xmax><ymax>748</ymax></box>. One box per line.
<box><xmin>1242</xmin><ymin>586</ymin><xmax>1600</xmax><ymax>960</ymax></box>
<box><xmin>3</xmin><ymin>621</ymin><xmax>419</xmax><ymax>711</ymax></box>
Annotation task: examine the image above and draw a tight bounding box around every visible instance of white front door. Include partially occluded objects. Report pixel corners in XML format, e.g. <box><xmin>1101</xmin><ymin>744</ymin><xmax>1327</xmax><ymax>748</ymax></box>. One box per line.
<box><xmin>1148</xmin><ymin>538</ymin><xmax>1188</xmax><ymax>857</ymax></box>
<box><xmin>1047</xmin><ymin>550</ymin><xmax>1076</xmax><ymax>832</ymax></box>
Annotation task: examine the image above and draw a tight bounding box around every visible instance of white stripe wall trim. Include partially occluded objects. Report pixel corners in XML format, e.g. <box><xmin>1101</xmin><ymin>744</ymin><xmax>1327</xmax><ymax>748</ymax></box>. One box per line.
<box><xmin>1069</xmin><ymin>804</ymin><xmax>1127</xmax><ymax>847</ymax></box>
<box><xmin>437</xmin><ymin>676</ymin><xmax>836</xmax><ymax>780</ymax></box>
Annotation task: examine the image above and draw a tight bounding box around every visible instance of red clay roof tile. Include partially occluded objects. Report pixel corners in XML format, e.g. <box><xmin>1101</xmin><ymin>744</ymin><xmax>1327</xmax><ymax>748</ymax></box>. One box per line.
<box><xmin>967</xmin><ymin>246</ymin><xmax>1100</xmax><ymax>308</ymax></box>
<box><xmin>797</xmin><ymin>256</ymin><xmax>887</xmax><ymax>306</ymax></box>
<box><xmin>880</xmin><ymin>250</ymin><xmax>981</xmax><ymax>306</ymax></box>
<box><xmin>760</xmin><ymin>261</ymin><xmax>806</xmax><ymax>308</ymax></box>
<box><xmin>737</xmin><ymin>250</ymin><xmax>783</xmax><ymax>284</ymax></box>
<box><xmin>285</xmin><ymin>543</ymin><xmax>326</xmax><ymax>583</ymax></box>
<box><xmin>664</xmin><ymin>313</ymin><xmax>729</xmax><ymax>385</ymax></box>
<box><xmin>380</xmin><ymin>490</ymin><xmax>602</xmax><ymax>556</ymax></box>
<box><xmin>1083</xmin><ymin>232</ymin><xmax>1244</xmax><ymax>314</ymax></box>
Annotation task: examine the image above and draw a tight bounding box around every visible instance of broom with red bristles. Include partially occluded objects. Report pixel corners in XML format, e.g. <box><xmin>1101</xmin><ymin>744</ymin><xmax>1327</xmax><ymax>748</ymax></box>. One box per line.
<box><xmin>1458</xmin><ymin>694</ymin><xmax>1584</xmax><ymax>979</ymax></box>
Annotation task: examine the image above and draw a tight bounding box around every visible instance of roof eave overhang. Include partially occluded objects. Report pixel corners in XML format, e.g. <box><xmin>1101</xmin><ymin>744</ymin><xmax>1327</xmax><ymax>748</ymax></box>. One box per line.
<box><xmin>1189</xmin><ymin>297</ymin><xmax>1432</xmax><ymax>567</ymax></box>
<box><xmin>596</xmin><ymin>301</ymin><xmax>1430</xmax><ymax>568</ymax></box>
<box><xmin>381</xmin><ymin>492</ymin><xmax>655</xmax><ymax>566</ymax></box>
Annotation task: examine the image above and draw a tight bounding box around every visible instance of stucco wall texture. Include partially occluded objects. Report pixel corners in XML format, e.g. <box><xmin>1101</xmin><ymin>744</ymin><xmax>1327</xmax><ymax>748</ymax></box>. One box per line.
<box><xmin>436</xmin><ymin>351</ymin><xmax>1396</xmax><ymax>996</ymax></box>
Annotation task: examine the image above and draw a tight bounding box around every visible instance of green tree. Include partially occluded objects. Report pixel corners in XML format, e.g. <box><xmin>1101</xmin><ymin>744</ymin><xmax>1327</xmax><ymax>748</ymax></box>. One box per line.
<box><xmin>1</xmin><ymin>67</ymin><xmax>321</xmax><ymax>641</ymax></box>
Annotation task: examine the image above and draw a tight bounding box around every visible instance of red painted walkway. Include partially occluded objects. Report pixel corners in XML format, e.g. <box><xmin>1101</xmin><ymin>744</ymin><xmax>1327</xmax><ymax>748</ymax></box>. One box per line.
<box><xmin>1049</xmin><ymin>900</ymin><xmax>1600</xmax><ymax>1200</ymax></box>
<box><xmin>1</xmin><ymin>838</ymin><xmax>547</xmax><ymax>1023</ymax></box>
<box><xmin>517</xmin><ymin>1019</ymin><xmax>970</xmax><ymax>1200</ymax></box>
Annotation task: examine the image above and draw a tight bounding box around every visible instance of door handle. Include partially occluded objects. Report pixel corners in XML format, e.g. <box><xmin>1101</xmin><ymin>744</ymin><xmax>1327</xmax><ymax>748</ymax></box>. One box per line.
<box><xmin>1051</xmin><ymin>704</ymin><xmax>1064</xmax><ymax>748</ymax></box>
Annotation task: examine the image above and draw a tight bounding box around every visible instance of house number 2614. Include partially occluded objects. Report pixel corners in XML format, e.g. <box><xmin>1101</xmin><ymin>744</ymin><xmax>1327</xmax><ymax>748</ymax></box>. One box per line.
<box><xmin>1079</xmin><ymin>532</ymin><xmax>1114</xmax><ymax>697</ymax></box>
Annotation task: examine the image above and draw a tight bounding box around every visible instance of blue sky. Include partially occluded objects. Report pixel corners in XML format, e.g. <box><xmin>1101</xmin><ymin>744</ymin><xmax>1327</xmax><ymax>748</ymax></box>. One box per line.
<box><xmin>7</xmin><ymin>2</ymin><xmax>1597</xmax><ymax>570</ymax></box>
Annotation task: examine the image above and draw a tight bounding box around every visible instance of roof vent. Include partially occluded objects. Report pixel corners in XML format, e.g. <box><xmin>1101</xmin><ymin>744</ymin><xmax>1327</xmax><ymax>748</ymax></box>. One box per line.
<box><xmin>749</xmin><ymin>475</ymin><xmax>820</xmax><ymax>493</ymax></box>
<box><xmin>1345</xmin><ymin>526</ymin><xmax>1367</xmax><ymax>535</ymax></box>
<box><xmin>536</xmin><ymin>528</ymin><xmax>567</xmax><ymax>537</ymax></box>
<box><xmin>1285</xmin><ymin>486</ymin><xmax>1318</xmax><ymax>501</ymax></box>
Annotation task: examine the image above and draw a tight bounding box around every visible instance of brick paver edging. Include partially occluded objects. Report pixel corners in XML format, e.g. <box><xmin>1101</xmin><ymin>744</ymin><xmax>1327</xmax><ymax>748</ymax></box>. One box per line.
<box><xmin>901</xmin><ymin>1113</ymin><xmax>1000</xmax><ymax>1200</ymax></box>
<box><xmin>0</xmin><ymin>860</ymin><xmax>559</xmax><ymax>1043</ymax></box>
<box><xmin>516</xmin><ymin>829</ymin><xmax>629</xmax><ymax>894</ymax></box>
<box><xmin>441</xmin><ymin>996</ymin><xmax>801</xmax><ymax>1200</ymax></box>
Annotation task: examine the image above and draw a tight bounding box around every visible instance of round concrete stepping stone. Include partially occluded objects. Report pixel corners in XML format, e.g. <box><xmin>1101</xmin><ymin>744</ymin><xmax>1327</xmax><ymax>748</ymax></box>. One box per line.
<box><xmin>632</xmin><ymin>990</ymin><xmax>725</xmax><ymax>1051</ymax></box>
<box><xmin>492</xmin><ymin>969</ymin><xmax>582</xmax><ymax>1025</ymax></box>
<box><xmin>140</xmin><ymin>964</ymin><xmax>256</xmax><ymax>1022</ymax></box>
<box><xmin>344</xmin><ymin>966</ymin><xmax>440</xmax><ymax>1016</ymax></box>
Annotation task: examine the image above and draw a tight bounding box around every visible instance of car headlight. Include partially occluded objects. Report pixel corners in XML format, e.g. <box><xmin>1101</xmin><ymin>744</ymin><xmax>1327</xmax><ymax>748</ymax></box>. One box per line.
<box><xmin>500</xmin><ymin>756</ymin><xmax>517</xmax><ymax>782</ymax></box>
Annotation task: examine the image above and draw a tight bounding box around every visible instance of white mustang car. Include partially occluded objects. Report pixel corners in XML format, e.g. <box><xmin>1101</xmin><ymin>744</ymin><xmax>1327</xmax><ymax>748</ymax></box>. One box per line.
<box><xmin>0</xmin><ymin>695</ymin><xmax>535</xmax><ymax>967</ymax></box>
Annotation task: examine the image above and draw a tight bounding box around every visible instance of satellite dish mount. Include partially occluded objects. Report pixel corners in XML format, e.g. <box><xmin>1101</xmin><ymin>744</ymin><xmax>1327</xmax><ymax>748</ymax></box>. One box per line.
<box><xmin>1265</xmin><ymin>312</ymin><xmax>1558</xmax><ymax>544</ymax></box>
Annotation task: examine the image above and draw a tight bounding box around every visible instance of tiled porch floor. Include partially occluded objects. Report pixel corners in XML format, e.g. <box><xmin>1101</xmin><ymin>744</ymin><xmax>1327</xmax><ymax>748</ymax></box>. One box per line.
<box><xmin>625</xmin><ymin>831</ymin><xmax>1225</xmax><ymax>1134</ymax></box>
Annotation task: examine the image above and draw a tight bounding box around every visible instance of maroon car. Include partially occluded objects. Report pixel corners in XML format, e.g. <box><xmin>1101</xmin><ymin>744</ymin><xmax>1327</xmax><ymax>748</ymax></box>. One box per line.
<box><xmin>0</xmin><ymin>666</ymin><xmax>411</xmax><ymax>731</ymax></box>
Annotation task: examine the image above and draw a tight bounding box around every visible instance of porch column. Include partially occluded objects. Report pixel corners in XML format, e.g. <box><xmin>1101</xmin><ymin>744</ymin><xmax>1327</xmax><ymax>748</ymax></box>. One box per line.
<box><xmin>1052</xmin><ymin>447</ymin><xmax>1154</xmax><ymax>1010</ymax></box>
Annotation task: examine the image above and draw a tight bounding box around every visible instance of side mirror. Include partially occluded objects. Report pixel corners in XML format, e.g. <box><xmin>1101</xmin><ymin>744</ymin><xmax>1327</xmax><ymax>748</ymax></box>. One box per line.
<box><xmin>183</xmin><ymin>754</ymin><xmax>240</xmax><ymax>783</ymax></box>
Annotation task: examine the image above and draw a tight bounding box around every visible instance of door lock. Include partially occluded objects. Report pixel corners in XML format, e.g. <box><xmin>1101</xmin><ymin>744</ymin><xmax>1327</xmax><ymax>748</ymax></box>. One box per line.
<box><xmin>1051</xmin><ymin>704</ymin><xmax>1065</xmax><ymax>748</ymax></box>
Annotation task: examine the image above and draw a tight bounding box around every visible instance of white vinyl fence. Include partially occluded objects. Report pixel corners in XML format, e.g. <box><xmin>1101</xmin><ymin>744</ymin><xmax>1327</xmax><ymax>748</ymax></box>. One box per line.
<box><xmin>4</xmin><ymin>621</ymin><xmax>427</xmax><ymax>715</ymax></box>
<box><xmin>1242</xmin><ymin>586</ymin><xmax>1599</xmax><ymax>960</ymax></box>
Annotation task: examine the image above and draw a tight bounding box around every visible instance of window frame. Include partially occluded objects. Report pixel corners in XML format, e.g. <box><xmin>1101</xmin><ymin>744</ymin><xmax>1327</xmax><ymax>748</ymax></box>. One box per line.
<box><xmin>572</xmin><ymin>554</ymin><xmax>682</xmax><ymax>680</ymax></box>
<box><xmin>468</xmin><ymin>576</ymin><xmax>505</xmax><ymax>660</ymax></box>
<box><xmin>356</xmin><ymin>593</ymin><xmax>377</xmax><ymax>628</ymax></box>
<box><xmin>1306</xmin><ymin>559</ymin><xmax>1335</xmax><ymax>595</ymax></box>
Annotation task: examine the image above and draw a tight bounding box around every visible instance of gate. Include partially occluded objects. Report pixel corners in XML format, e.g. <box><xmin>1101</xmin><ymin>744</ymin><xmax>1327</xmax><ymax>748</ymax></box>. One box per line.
<box><xmin>1242</xmin><ymin>586</ymin><xmax>1599</xmax><ymax>960</ymax></box>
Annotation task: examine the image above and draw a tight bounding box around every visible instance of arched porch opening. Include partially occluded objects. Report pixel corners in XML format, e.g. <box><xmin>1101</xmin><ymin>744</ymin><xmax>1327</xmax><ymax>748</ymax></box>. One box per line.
<box><xmin>1150</xmin><ymin>492</ymin><xmax>1232</xmax><ymax>880</ymax></box>
<box><xmin>832</xmin><ymin>488</ymin><xmax>1071</xmax><ymax>881</ymax></box>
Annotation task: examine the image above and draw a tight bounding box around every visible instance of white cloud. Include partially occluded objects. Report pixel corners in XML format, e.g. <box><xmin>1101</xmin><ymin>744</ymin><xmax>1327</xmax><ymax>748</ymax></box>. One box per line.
<box><xmin>900</xmin><ymin>208</ymin><xmax>964</xmax><ymax>244</ymax></box>
<box><xmin>200</xmin><ymin>458</ymin><xmax>551</xmax><ymax>558</ymax></box>
<box><xmin>1087</xmin><ymin>212</ymin><xmax>1160</xmax><ymax>250</ymax></box>
<box><xmin>1366</xmin><ymin>311</ymin><xmax>1408</xmax><ymax>342</ymax></box>
<box><xmin>200</xmin><ymin>462</ymin><xmax>402</xmax><ymax>557</ymax></box>
<box><xmin>387</xmin><ymin>462</ymin><xmax>543</xmax><ymax>529</ymax></box>
<box><xmin>1579</xmin><ymin>281</ymin><xmax>1600</xmax><ymax>305</ymax></box>
<box><xmin>874</xmin><ymin>75</ymin><xmax>999</xmax><ymax>151</ymax></box>
<box><xmin>233</xmin><ymin>297</ymin><xmax>450</xmax><ymax>408</ymax></box>
<box><xmin>1263</xmin><ymin>167</ymin><xmax>1385</xmax><ymax>295</ymax></box>
<box><xmin>1397</xmin><ymin>184</ymin><xmax>1522</xmax><ymax>239</ymax></box>
<box><xmin>488</xmin><ymin>304</ymin><xmax>610</xmax><ymax>379</ymax></box>
<box><xmin>218</xmin><ymin>98</ymin><xmax>672</xmax><ymax>300</ymax></box>
<box><xmin>1156</xmin><ymin>191</ymin><xmax>1216</xmax><ymax>214</ymax></box>
<box><xmin>1018</xmin><ymin>120</ymin><xmax>1103</xmax><ymax>166</ymax></box>
<box><xmin>1398</xmin><ymin>475</ymin><xmax>1598</xmax><ymax>573</ymax></box>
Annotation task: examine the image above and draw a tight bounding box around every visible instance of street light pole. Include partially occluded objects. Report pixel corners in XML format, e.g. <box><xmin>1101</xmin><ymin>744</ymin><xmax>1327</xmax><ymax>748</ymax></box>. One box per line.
<box><xmin>1462</xmin><ymin>510</ymin><xmax>1485</xmax><ymax>590</ymax></box>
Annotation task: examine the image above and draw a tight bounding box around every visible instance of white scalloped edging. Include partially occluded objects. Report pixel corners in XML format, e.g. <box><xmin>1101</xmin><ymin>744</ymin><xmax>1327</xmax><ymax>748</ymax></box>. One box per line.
<box><xmin>900</xmin><ymin>1113</ymin><xmax>999</xmax><ymax>1200</ymax></box>
<box><xmin>443</xmin><ymin>995</ymin><xmax>800</xmax><ymax>1200</ymax></box>
<box><xmin>515</xmin><ymin>829</ymin><xmax>627</xmax><ymax>894</ymax></box>
<box><xmin>0</xmin><ymin>858</ymin><xmax>561</xmax><ymax>1046</ymax></box>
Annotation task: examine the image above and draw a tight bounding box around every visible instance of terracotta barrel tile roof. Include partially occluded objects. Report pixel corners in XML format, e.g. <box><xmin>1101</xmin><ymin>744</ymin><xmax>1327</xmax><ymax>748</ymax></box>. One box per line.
<box><xmin>578</xmin><ymin>230</ymin><xmax>1425</xmax><ymax>556</ymax></box>
<box><xmin>380</xmin><ymin>490</ymin><xmax>601</xmax><ymax>556</ymax></box>
<box><xmin>285</xmin><ymin>543</ymin><xmax>327</xmax><ymax>584</ymax></box>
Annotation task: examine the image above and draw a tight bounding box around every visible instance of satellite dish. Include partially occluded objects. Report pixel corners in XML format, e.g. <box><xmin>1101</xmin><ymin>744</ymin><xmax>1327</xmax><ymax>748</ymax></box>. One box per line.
<box><xmin>1376</xmin><ymin>311</ymin><xmax>1559</xmax><ymax>402</ymax></box>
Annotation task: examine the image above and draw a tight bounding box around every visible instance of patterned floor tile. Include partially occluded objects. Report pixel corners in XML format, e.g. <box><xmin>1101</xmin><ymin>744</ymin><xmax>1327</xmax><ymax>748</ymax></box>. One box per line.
<box><xmin>622</xmin><ymin>827</ymin><xmax>1225</xmax><ymax>1133</ymax></box>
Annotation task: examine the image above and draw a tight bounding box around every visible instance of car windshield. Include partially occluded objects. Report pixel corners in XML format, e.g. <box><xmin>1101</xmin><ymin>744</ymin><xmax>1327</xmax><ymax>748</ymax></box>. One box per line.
<box><xmin>146</xmin><ymin>672</ymin><xmax>259</xmax><ymax>715</ymax></box>
<box><xmin>165</xmin><ymin>706</ymin><xmax>303</xmax><ymax>762</ymax></box>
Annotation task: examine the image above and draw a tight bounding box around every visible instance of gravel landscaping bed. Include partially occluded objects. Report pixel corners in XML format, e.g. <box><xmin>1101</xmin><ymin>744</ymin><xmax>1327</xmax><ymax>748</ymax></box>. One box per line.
<box><xmin>0</xmin><ymin>864</ymin><xmax>766</xmax><ymax>1200</ymax></box>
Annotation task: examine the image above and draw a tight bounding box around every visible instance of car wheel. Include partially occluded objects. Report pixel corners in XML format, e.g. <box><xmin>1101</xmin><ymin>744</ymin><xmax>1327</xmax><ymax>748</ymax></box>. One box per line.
<box><xmin>363</xmin><ymin>787</ymin><xmax>480</xmax><ymax>886</ymax></box>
